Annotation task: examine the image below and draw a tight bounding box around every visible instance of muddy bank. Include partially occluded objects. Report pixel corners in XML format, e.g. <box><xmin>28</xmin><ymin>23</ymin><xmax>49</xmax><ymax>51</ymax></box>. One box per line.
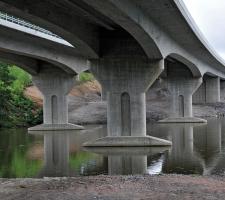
<box><xmin>1</xmin><ymin>175</ymin><xmax>225</xmax><ymax>200</ymax></box>
<box><xmin>25</xmin><ymin>81</ymin><xmax>225</xmax><ymax>125</ymax></box>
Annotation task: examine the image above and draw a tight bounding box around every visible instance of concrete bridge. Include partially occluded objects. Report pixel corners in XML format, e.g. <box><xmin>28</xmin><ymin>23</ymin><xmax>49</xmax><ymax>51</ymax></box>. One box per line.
<box><xmin>0</xmin><ymin>0</ymin><xmax>225</xmax><ymax>146</ymax></box>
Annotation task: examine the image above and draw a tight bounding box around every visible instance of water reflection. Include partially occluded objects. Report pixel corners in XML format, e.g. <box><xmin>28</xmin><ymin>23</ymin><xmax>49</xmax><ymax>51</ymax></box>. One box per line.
<box><xmin>84</xmin><ymin>147</ymin><xmax>169</xmax><ymax>175</ymax></box>
<box><xmin>38</xmin><ymin>131</ymin><xmax>70</xmax><ymax>177</ymax></box>
<box><xmin>161</xmin><ymin>124</ymin><xmax>203</xmax><ymax>174</ymax></box>
<box><xmin>1</xmin><ymin>118</ymin><xmax>225</xmax><ymax>177</ymax></box>
<box><xmin>194</xmin><ymin>119</ymin><xmax>221</xmax><ymax>175</ymax></box>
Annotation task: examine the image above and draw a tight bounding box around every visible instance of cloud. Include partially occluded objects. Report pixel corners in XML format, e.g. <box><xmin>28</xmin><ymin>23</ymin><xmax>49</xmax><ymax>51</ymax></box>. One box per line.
<box><xmin>182</xmin><ymin>0</ymin><xmax>225</xmax><ymax>60</ymax></box>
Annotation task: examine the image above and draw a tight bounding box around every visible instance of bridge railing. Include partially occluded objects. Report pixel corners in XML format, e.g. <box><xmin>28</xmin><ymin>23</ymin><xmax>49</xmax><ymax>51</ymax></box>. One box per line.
<box><xmin>0</xmin><ymin>12</ymin><xmax>61</xmax><ymax>39</ymax></box>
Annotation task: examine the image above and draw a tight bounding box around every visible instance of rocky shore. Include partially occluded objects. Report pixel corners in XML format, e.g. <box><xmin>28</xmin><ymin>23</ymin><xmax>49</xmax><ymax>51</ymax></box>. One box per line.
<box><xmin>1</xmin><ymin>175</ymin><xmax>225</xmax><ymax>200</ymax></box>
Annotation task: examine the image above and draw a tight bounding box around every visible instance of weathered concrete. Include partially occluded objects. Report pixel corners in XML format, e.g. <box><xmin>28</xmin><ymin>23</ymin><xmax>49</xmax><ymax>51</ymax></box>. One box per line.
<box><xmin>83</xmin><ymin>136</ymin><xmax>172</xmax><ymax>147</ymax></box>
<box><xmin>90</xmin><ymin>58</ymin><xmax>164</xmax><ymax>137</ymax></box>
<box><xmin>221</xmin><ymin>80</ymin><xmax>225</xmax><ymax>102</ymax></box>
<box><xmin>83</xmin><ymin>147</ymin><xmax>170</xmax><ymax>155</ymax></box>
<box><xmin>205</xmin><ymin>76</ymin><xmax>220</xmax><ymax>103</ymax></box>
<box><xmin>101</xmin><ymin>85</ymin><xmax>107</xmax><ymax>101</ymax></box>
<box><xmin>193</xmin><ymin>76</ymin><xmax>220</xmax><ymax>103</ymax></box>
<box><xmin>2</xmin><ymin>0</ymin><xmax>225</xmax><ymax>79</ymax></box>
<box><xmin>159</xmin><ymin>78</ymin><xmax>206</xmax><ymax>123</ymax></box>
<box><xmin>159</xmin><ymin>61</ymin><xmax>206</xmax><ymax>123</ymax></box>
<box><xmin>0</xmin><ymin>25</ymin><xmax>88</xmax><ymax>75</ymax></box>
<box><xmin>29</xmin><ymin>65</ymin><xmax>83</xmax><ymax>131</ymax></box>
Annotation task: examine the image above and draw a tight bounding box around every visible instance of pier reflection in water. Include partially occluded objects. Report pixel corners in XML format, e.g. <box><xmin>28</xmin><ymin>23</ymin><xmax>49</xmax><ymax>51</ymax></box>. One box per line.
<box><xmin>0</xmin><ymin>118</ymin><xmax>225</xmax><ymax>177</ymax></box>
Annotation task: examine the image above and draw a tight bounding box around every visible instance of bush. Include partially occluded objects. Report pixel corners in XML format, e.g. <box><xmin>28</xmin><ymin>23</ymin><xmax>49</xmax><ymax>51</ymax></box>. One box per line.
<box><xmin>0</xmin><ymin>62</ymin><xmax>42</xmax><ymax>128</ymax></box>
<box><xmin>78</xmin><ymin>72</ymin><xmax>94</xmax><ymax>82</ymax></box>
<box><xmin>9</xmin><ymin>66</ymin><xmax>32</xmax><ymax>93</ymax></box>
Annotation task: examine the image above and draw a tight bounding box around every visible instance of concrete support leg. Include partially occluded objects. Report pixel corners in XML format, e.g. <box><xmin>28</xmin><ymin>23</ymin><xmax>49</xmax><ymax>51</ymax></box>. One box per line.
<box><xmin>220</xmin><ymin>80</ymin><xmax>225</xmax><ymax>102</ymax></box>
<box><xmin>193</xmin><ymin>76</ymin><xmax>220</xmax><ymax>103</ymax></box>
<box><xmin>101</xmin><ymin>85</ymin><xmax>107</xmax><ymax>101</ymax></box>
<box><xmin>159</xmin><ymin>78</ymin><xmax>206</xmax><ymax>123</ymax></box>
<box><xmin>83</xmin><ymin>58</ymin><xmax>171</xmax><ymax>147</ymax></box>
<box><xmin>28</xmin><ymin>66</ymin><xmax>83</xmax><ymax>131</ymax></box>
<box><xmin>205</xmin><ymin>77</ymin><xmax>220</xmax><ymax>103</ymax></box>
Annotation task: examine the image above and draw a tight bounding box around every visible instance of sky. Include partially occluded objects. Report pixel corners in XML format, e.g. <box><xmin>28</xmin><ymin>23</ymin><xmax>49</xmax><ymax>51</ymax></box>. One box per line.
<box><xmin>182</xmin><ymin>0</ymin><xmax>225</xmax><ymax>60</ymax></box>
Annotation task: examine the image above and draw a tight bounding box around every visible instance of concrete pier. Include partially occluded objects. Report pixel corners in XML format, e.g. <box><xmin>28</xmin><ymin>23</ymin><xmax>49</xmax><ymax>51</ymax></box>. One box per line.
<box><xmin>159</xmin><ymin>78</ymin><xmax>206</xmax><ymax>123</ymax></box>
<box><xmin>29</xmin><ymin>66</ymin><xmax>83</xmax><ymax>131</ymax></box>
<box><xmin>221</xmin><ymin>80</ymin><xmax>225</xmax><ymax>102</ymax></box>
<box><xmin>193</xmin><ymin>76</ymin><xmax>220</xmax><ymax>103</ymax></box>
<box><xmin>85</xmin><ymin>58</ymin><xmax>171</xmax><ymax>146</ymax></box>
<box><xmin>159</xmin><ymin>60</ymin><xmax>206</xmax><ymax>123</ymax></box>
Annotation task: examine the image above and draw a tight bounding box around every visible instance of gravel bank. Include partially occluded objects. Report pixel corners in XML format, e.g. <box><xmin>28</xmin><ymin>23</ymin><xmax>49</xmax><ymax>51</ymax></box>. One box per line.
<box><xmin>1</xmin><ymin>175</ymin><xmax>225</xmax><ymax>200</ymax></box>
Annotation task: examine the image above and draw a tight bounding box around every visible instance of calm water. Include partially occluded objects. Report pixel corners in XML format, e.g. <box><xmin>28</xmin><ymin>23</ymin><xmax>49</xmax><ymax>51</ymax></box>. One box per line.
<box><xmin>1</xmin><ymin>118</ymin><xmax>225</xmax><ymax>178</ymax></box>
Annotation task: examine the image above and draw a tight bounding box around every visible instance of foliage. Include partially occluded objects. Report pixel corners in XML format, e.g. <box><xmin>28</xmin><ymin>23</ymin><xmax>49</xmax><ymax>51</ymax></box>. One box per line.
<box><xmin>78</xmin><ymin>72</ymin><xmax>94</xmax><ymax>82</ymax></box>
<box><xmin>9</xmin><ymin>66</ymin><xmax>32</xmax><ymax>93</ymax></box>
<box><xmin>0</xmin><ymin>62</ymin><xmax>43</xmax><ymax>128</ymax></box>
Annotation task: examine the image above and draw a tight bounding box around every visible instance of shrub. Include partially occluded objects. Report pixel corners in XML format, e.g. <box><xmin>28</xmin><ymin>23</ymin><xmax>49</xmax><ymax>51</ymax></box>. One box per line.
<box><xmin>0</xmin><ymin>62</ymin><xmax>42</xmax><ymax>128</ymax></box>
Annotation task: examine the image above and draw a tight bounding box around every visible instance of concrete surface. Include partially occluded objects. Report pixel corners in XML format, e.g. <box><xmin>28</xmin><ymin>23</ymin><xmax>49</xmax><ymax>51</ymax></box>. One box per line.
<box><xmin>82</xmin><ymin>136</ymin><xmax>172</xmax><ymax>147</ymax></box>
<box><xmin>90</xmin><ymin>58</ymin><xmax>164</xmax><ymax>137</ymax></box>
<box><xmin>158</xmin><ymin>117</ymin><xmax>207</xmax><ymax>123</ymax></box>
<box><xmin>30</xmin><ymin>65</ymin><xmax>84</xmax><ymax>131</ymax></box>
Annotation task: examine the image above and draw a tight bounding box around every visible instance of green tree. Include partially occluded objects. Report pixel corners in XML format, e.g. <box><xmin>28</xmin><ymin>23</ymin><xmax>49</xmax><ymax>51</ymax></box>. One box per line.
<box><xmin>0</xmin><ymin>62</ymin><xmax>15</xmax><ymax>127</ymax></box>
<box><xmin>0</xmin><ymin>62</ymin><xmax>43</xmax><ymax>127</ymax></box>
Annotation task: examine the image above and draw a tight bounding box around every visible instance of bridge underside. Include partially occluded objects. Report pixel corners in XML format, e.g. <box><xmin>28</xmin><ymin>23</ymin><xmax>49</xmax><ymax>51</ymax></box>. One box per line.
<box><xmin>0</xmin><ymin>0</ymin><xmax>225</xmax><ymax>146</ymax></box>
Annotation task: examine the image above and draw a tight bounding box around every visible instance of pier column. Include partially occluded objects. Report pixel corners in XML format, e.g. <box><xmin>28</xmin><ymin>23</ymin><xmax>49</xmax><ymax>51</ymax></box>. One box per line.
<box><xmin>193</xmin><ymin>76</ymin><xmax>220</xmax><ymax>103</ymax></box>
<box><xmin>29</xmin><ymin>66</ymin><xmax>83</xmax><ymax>131</ymax></box>
<box><xmin>101</xmin><ymin>85</ymin><xmax>107</xmax><ymax>101</ymax></box>
<box><xmin>160</xmin><ymin>77</ymin><xmax>206</xmax><ymax>123</ymax></box>
<box><xmin>220</xmin><ymin>80</ymin><xmax>225</xmax><ymax>102</ymax></box>
<box><xmin>92</xmin><ymin>58</ymin><xmax>164</xmax><ymax>137</ymax></box>
<box><xmin>205</xmin><ymin>76</ymin><xmax>220</xmax><ymax>103</ymax></box>
<box><xmin>84</xmin><ymin>58</ymin><xmax>171</xmax><ymax>146</ymax></box>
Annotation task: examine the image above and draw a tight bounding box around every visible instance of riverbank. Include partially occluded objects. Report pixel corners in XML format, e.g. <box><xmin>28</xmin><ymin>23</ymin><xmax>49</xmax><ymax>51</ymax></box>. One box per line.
<box><xmin>1</xmin><ymin>175</ymin><xmax>225</xmax><ymax>200</ymax></box>
<box><xmin>25</xmin><ymin>80</ymin><xmax>225</xmax><ymax>125</ymax></box>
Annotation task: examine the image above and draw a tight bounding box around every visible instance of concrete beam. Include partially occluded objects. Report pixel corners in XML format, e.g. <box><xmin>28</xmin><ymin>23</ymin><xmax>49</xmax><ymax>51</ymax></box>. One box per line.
<box><xmin>0</xmin><ymin>25</ymin><xmax>88</xmax><ymax>74</ymax></box>
<box><xmin>0</xmin><ymin>0</ymin><xmax>99</xmax><ymax>58</ymax></box>
<box><xmin>0</xmin><ymin>51</ymin><xmax>39</xmax><ymax>75</ymax></box>
<box><xmin>82</xmin><ymin>0</ymin><xmax>162</xmax><ymax>59</ymax></box>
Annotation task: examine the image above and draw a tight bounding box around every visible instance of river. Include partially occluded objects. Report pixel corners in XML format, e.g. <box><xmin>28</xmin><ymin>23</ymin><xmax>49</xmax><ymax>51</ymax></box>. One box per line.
<box><xmin>0</xmin><ymin>118</ymin><xmax>224</xmax><ymax>177</ymax></box>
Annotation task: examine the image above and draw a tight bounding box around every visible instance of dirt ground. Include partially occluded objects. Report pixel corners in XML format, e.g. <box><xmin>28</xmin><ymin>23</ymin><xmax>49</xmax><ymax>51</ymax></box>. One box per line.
<box><xmin>1</xmin><ymin>175</ymin><xmax>225</xmax><ymax>200</ymax></box>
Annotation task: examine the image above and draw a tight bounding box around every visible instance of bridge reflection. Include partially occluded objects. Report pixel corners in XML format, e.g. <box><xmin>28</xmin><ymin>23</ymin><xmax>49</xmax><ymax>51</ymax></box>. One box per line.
<box><xmin>28</xmin><ymin>118</ymin><xmax>224</xmax><ymax>177</ymax></box>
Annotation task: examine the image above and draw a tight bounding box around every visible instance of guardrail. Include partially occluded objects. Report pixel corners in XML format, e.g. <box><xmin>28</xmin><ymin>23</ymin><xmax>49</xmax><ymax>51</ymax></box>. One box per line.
<box><xmin>0</xmin><ymin>12</ymin><xmax>61</xmax><ymax>39</ymax></box>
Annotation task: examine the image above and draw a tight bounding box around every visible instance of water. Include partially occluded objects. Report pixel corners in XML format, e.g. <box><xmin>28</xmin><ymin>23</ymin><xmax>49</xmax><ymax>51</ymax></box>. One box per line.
<box><xmin>0</xmin><ymin>118</ymin><xmax>225</xmax><ymax>178</ymax></box>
